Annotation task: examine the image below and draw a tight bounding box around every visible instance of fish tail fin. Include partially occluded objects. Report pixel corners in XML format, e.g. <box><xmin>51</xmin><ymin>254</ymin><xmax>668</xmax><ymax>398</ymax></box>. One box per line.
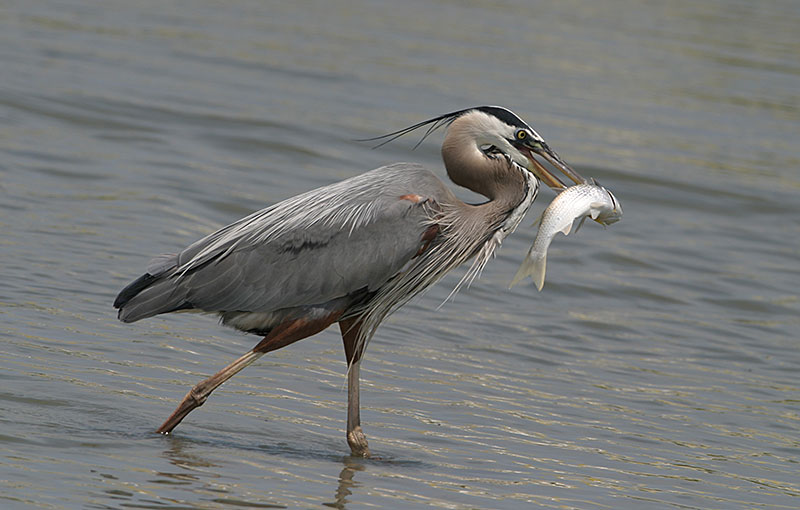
<box><xmin>509</xmin><ymin>251</ymin><xmax>547</xmax><ymax>291</ymax></box>
<box><xmin>532</xmin><ymin>254</ymin><xmax>546</xmax><ymax>291</ymax></box>
<box><xmin>509</xmin><ymin>263</ymin><xmax>527</xmax><ymax>288</ymax></box>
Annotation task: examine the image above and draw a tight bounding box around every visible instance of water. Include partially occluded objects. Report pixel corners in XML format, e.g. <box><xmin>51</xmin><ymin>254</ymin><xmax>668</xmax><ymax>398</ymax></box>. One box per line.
<box><xmin>1</xmin><ymin>0</ymin><xmax>799</xmax><ymax>508</ymax></box>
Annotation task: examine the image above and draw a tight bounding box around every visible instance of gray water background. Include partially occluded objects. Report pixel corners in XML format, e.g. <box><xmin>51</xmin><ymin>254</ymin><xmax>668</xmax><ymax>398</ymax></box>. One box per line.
<box><xmin>1</xmin><ymin>0</ymin><xmax>799</xmax><ymax>508</ymax></box>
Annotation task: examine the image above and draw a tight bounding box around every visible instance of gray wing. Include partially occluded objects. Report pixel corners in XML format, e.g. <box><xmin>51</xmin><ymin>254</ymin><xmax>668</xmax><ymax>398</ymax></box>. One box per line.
<box><xmin>115</xmin><ymin>164</ymin><xmax>451</xmax><ymax>323</ymax></box>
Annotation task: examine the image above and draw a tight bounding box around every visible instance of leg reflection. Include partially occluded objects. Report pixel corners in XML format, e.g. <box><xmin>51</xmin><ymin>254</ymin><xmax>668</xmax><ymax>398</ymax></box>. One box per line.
<box><xmin>324</xmin><ymin>455</ymin><xmax>366</xmax><ymax>509</ymax></box>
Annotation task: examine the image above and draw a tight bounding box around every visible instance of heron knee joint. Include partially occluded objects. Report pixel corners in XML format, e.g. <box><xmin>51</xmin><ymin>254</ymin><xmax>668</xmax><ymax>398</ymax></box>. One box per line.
<box><xmin>187</xmin><ymin>389</ymin><xmax>208</xmax><ymax>407</ymax></box>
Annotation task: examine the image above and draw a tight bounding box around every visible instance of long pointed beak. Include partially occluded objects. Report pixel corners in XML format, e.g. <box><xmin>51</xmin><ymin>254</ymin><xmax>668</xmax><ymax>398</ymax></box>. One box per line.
<box><xmin>521</xmin><ymin>144</ymin><xmax>587</xmax><ymax>191</ymax></box>
<box><xmin>527</xmin><ymin>156</ymin><xmax>567</xmax><ymax>190</ymax></box>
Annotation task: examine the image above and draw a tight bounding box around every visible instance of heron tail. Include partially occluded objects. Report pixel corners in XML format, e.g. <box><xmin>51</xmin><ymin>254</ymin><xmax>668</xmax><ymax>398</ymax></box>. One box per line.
<box><xmin>114</xmin><ymin>254</ymin><xmax>192</xmax><ymax>322</ymax></box>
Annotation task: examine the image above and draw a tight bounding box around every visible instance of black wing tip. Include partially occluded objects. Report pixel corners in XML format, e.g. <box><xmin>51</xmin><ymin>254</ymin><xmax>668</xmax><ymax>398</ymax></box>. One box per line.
<box><xmin>113</xmin><ymin>273</ymin><xmax>158</xmax><ymax>310</ymax></box>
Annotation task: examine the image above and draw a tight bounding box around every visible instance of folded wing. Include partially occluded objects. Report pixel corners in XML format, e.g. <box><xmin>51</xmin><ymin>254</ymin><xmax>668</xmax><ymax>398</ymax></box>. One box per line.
<box><xmin>114</xmin><ymin>164</ymin><xmax>448</xmax><ymax>327</ymax></box>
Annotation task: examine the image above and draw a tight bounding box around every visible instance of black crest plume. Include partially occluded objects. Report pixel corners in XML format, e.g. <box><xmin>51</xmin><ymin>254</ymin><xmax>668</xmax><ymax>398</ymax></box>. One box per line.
<box><xmin>358</xmin><ymin>106</ymin><xmax>532</xmax><ymax>149</ymax></box>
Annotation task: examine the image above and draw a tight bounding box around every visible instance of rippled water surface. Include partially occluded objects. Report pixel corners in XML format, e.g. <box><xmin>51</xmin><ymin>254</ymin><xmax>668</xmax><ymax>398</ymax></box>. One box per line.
<box><xmin>2</xmin><ymin>1</ymin><xmax>799</xmax><ymax>509</ymax></box>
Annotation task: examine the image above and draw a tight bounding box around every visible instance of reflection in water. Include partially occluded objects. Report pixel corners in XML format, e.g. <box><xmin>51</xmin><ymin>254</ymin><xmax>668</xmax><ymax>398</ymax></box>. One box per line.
<box><xmin>155</xmin><ymin>434</ymin><xmax>371</xmax><ymax>509</ymax></box>
<box><xmin>160</xmin><ymin>434</ymin><xmax>222</xmax><ymax>471</ymax></box>
<box><xmin>323</xmin><ymin>456</ymin><xmax>366</xmax><ymax>510</ymax></box>
<box><xmin>157</xmin><ymin>436</ymin><xmax>291</xmax><ymax>509</ymax></box>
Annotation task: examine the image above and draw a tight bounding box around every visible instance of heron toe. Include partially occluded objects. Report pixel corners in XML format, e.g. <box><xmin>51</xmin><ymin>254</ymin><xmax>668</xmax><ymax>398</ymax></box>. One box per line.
<box><xmin>347</xmin><ymin>425</ymin><xmax>370</xmax><ymax>457</ymax></box>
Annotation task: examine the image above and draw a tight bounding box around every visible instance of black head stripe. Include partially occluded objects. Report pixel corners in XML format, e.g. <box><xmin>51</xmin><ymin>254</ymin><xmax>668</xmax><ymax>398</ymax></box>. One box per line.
<box><xmin>358</xmin><ymin>105</ymin><xmax>533</xmax><ymax>149</ymax></box>
<box><xmin>474</xmin><ymin>106</ymin><xmax>531</xmax><ymax>131</ymax></box>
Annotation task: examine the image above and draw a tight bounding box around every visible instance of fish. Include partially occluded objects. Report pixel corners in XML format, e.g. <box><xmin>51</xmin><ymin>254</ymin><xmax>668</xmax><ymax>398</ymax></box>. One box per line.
<box><xmin>510</xmin><ymin>182</ymin><xmax>622</xmax><ymax>291</ymax></box>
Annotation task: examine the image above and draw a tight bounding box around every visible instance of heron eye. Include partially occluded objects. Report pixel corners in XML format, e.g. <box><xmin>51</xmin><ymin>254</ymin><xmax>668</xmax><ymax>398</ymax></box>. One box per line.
<box><xmin>515</xmin><ymin>130</ymin><xmax>527</xmax><ymax>140</ymax></box>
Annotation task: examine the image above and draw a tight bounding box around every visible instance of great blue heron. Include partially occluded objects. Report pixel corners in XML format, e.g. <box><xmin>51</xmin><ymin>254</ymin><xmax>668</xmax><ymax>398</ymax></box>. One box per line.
<box><xmin>114</xmin><ymin>106</ymin><xmax>585</xmax><ymax>457</ymax></box>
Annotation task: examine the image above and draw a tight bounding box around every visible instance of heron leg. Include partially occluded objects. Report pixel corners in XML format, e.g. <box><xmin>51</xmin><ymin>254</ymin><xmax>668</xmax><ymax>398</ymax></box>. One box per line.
<box><xmin>156</xmin><ymin>349</ymin><xmax>264</xmax><ymax>434</ymax></box>
<box><xmin>156</xmin><ymin>311</ymin><xmax>343</xmax><ymax>434</ymax></box>
<box><xmin>339</xmin><ymin>318</ymin><xmax>370</xmax><ymax>457</ymax></box>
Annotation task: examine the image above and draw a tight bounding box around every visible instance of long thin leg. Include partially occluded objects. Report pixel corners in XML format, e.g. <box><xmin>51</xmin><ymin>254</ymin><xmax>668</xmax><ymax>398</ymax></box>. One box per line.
<box><xmin>156</xmin><ymin>350</ymin><xmax>264</xmax><ymax>434</ymax></box>
<box><xmin>157</xmin><ymin>311</ymin><xmax>343</xmax><ymax>434</ymax></box>
<box><xmin>339</xmin><ymin>318</ymin><xmax>370</xmax><ymax>457</ymax></box>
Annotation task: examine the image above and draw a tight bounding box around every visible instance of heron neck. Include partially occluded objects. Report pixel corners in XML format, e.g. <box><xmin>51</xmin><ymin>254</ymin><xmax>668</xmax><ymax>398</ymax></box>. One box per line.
<box><xmin>441</xmin><ymin>118</ymin><xmax>528</xmax><ymax>207</ymax></box>
<box><xmin>442</xmin><ymin>146</ymin><xmax>528</xmax><ymax>221</ymax></box>
<box><xmin>461</xmin><ymin>167</ymin><xmax>528</xmax><ymax>228</ymax></box>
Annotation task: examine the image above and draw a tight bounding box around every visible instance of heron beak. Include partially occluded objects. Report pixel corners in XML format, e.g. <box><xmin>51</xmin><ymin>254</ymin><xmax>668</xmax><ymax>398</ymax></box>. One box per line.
<box><xmin>526</xmin><ymin>155</ymin><xmax>567</xmax><ymax>190</ymax></box>
<box><xmin>521</xmin><ymin>144</ymin><xmax>587</xmax><ymax>191</ymax></box>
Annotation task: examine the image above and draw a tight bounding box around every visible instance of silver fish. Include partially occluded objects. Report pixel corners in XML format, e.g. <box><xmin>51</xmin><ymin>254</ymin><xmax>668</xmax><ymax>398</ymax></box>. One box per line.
<box><xmin>510</xmin><ymin>182</ymin><xmax>622</xmax><ymax>291</ymax></box>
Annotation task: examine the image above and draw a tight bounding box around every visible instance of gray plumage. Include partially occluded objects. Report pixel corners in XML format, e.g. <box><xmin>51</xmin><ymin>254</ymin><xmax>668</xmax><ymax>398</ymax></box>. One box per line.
<box><xmin>113</xmin><ymin>106</ymin><xmax>587</xmax><ymax>455</ymax></box>
<box><xmin>116</xmin><ymin>163</ymin><xmax>448</xmax><ymax>331</ymax></box>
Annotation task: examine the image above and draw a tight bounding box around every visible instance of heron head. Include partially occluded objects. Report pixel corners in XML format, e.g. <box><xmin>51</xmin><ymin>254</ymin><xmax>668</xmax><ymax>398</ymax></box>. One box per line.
<box><xmin>360</xmin><ymin>106</ymin><xmax>586</xmax><ymax>191</ymax></box>
<box><xmin>465</xmin><ymin>106</ymin><xmax>587</xmax><ymax>191</ymax></box>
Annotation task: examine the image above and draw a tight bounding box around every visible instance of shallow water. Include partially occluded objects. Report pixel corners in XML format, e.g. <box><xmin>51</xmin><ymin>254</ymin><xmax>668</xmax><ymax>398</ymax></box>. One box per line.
<box><xmin>2</xmin><ymin>1</ymin><xmax>799</xmax><ymax>509</ymax></box>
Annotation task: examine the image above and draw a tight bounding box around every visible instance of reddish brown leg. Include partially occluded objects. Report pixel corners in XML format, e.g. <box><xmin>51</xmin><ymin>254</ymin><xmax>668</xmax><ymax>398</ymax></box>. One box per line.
<box><xmin>156</xmin><ymin>312</ymin><xmax>342</xmax><ymax>434</ymax></box>
<box><xmin>339</xmin><ymin>318</ymin><xmax>370</xmax><ymax>457</ymax></box>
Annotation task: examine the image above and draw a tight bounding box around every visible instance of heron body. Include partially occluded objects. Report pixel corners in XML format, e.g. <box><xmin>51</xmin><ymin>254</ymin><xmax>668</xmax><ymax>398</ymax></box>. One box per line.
<box><xmin>114</xmin><ymin>106</ymin><xmax>585</xmax><ymax>456</ymax></box>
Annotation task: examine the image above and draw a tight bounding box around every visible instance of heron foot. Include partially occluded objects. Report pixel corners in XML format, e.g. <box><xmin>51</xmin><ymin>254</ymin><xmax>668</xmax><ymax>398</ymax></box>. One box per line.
<box><xmin>347</xmin><ymin>426</ymin><xmax>370</xmax><ymax>457</ymax></box>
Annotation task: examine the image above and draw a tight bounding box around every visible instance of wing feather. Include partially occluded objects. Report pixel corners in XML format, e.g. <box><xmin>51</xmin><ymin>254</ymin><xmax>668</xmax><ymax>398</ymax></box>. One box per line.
<box><xmin>115</xmin><ymin>164</ymin><xmax>451</xmax><ymax>324</ymax></box>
